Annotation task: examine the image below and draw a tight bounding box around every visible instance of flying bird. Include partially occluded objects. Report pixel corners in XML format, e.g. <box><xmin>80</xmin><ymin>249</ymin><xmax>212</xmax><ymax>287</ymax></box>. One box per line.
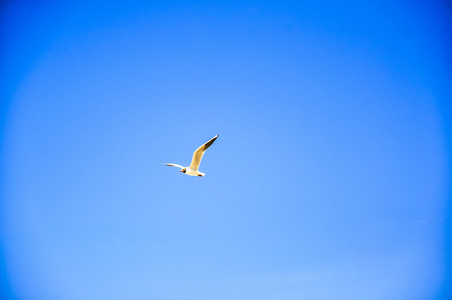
<box><xmin>163</xmin><ymin>134</ymin><xmax>219</xmax><ymax>177</ymax></box>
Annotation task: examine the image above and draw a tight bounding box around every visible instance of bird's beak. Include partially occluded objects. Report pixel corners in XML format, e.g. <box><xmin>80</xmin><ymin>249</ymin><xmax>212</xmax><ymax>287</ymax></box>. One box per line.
<box><xmin>179</xmin><ymin>170</ymin><xmax>182</xmax><ymax>172</ymax></box>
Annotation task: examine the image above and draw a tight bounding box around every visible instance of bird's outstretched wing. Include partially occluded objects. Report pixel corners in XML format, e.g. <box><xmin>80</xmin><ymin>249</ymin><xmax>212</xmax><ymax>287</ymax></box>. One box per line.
<box><xmin>163</xmin><ymin>163</ymin><xmax>185</xmax><ymax>169</ymax></box>
<box><xmin>189</xmin><ymin>134</ymin><xmax>219</xmax><ymax>170</ymax></box>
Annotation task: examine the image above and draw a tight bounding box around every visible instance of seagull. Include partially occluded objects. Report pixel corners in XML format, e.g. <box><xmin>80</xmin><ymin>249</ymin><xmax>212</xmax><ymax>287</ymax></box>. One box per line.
<box><xmin>163</xmin><ymin>134</ymin><xmax>219</xmax><ymax>177</ymax></box>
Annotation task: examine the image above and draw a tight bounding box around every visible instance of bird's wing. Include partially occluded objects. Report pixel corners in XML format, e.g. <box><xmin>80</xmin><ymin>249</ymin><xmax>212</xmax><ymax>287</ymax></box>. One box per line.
<box><xmin>189</xmin><ymin>134</ymin><xmax>219</xmax><ymax>170</ymax></box>
<box><xmin>163</xmin><ymin>163</ymin><xmax>185</xmax><ymax>169</ymax></box>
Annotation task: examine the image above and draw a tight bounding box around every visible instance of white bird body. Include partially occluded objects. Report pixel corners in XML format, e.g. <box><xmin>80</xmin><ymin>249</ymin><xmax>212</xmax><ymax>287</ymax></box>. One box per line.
<box><xmin>163</xmin><ymin>135</ymin><xmax>218</xmax><ymax>177</ymax></box>
<box><xmin>184</xmin><ymin>167</ymin><xmax>205</xmax><ymax>177</ymax></box>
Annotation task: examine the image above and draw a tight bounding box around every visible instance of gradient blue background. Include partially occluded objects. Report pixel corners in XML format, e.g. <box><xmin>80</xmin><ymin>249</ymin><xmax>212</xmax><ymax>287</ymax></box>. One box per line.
<box><xmin>1</xmin><ymin>1</ymin><xmax>451</xmax><ymax>299</ymax></box>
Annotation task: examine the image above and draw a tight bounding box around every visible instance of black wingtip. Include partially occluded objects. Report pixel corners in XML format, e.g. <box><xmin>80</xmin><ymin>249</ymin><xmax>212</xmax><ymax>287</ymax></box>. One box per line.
<box><xmin>203</xmin><ymin>134</ymin><xmax>219</xmax><ymax>150</ymax></box>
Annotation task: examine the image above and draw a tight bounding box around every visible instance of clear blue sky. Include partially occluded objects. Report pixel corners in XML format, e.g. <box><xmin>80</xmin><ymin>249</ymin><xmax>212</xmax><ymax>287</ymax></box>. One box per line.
<box><xmin>1</xmin><ymin>1</ymin><xmax>451</xmax><ymax>299</ymax></box>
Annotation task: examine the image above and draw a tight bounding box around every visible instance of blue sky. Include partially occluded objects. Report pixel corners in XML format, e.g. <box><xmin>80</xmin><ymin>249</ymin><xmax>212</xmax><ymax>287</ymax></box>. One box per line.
<box><xmin>1</xmin><ymin>1</ymin><xmax>451</xmax><ymax>299</ymax></box>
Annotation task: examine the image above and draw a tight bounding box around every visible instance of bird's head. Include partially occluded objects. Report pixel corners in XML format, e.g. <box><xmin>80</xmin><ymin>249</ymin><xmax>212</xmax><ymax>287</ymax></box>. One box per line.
<box><xmin>179</xmin><ymin>168</ymin><xmax>186</xmax><ymax>173</ymax></box>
